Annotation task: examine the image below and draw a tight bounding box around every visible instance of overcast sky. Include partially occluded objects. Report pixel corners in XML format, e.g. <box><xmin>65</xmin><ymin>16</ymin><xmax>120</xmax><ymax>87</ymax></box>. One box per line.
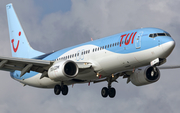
<box><xmin>0</xmin><ymin>0</ymin><xmax>180</xmax><ymax>113</ymax></box>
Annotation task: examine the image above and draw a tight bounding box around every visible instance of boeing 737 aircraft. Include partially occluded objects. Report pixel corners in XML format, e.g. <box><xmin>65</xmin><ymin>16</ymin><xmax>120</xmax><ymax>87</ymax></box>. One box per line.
<box><xmin>2</xmin><ymin>3</ymin><xmax>177</xmax><ymax>98</ymax></box>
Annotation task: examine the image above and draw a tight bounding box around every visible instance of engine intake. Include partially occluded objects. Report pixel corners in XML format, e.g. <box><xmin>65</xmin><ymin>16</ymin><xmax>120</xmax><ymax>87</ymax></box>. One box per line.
<box><xmin>48</xmin><ymin>60</ymin><xmax>79</xmax><ymax>81</ymax></box>
<box><xmin>130</xmin><ymin>66</ymin><xmax>160</xmax><ymax>86</ymax></box>
<box><xmin>64</xmin><ymin>62</ymin><xmax>77</xmax><ymax>76</ymax></box>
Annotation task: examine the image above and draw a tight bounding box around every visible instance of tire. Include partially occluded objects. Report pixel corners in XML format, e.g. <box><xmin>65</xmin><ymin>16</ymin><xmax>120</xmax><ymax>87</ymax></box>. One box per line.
<box><xmin>109</xmin><ymin>87</ymin><xmax>116</xmax><ymax>98</ymax></box>
<box><xmin>54</xmin><ymin>84</ymin><xmax>61</xmax><ymax>95</ymax></box>
<box><xmin>62</xmin><ymin>85</ymin><xmax>68</xmax><ymax>95</ymax></box>
<box><xmin>101</xmin><ymin>87</ymin><xmax>108</xmax><ymax>98</ymax></box>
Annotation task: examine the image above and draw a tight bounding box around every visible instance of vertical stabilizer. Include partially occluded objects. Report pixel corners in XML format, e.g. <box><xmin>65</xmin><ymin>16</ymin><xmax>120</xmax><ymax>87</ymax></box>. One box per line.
<box><xmin>6</xmin><ymin>3</ymin><xmax>44</xmax><ymax>58</ymax></box>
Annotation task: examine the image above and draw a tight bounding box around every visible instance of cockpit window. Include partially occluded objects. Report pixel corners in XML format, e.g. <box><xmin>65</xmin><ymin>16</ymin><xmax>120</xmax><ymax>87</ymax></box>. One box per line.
<box><xmin>149</xmin><ymin>34</ymin><xmax>153</xmax><ymax>37</ymax></box>
<box><xmin>166</xmin><ymin>33</ymin><xmax>171</xmax><ymax>37</ymax></box>
<box><xmin>157</xmin><ymin>33</ymin><xmax>166</xmax><ymax>36</ymax></box>
<box><xmin>149</xmin><ymin>33</ymin><xmax>171</xmax><ymax>38</ymax></box>
<box><xmin>154</xmin><ymin>33</ymin><xmax>157</xmax><ymax>37</ymax></box>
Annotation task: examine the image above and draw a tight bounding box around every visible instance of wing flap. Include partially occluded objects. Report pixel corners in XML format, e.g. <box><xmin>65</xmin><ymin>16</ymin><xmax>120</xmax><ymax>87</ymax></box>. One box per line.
<box><xmin>0</xmin><ymin>56</ymin><xmax>54</xmax><ymax>74</ymax></box>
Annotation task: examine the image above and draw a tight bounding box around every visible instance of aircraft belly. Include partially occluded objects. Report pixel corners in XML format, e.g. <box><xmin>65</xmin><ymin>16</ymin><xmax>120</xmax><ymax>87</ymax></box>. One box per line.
<box><xmin>18</xmin><ymin>70</ymin><xmax>97</xmax><ymax>88</ymax></box>
<box><xmin>18</xmin><ymin>74</ymin><xmax>59</xmax><ymax>88</ymax></box>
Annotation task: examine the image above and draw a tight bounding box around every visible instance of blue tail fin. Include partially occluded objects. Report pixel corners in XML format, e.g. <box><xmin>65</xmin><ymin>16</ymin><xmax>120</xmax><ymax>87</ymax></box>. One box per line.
<box><xmin>6</xmin><ymin>3</ymin><xmax>44</xmax><ymax>58</ymax></box>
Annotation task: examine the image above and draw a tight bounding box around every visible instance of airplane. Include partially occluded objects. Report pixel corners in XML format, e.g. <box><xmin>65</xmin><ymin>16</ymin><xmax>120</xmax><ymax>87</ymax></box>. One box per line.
<box><xmin>2</xmin><ymin>3</ymin><xmax>177</xmax><ymax>98</ymax></box>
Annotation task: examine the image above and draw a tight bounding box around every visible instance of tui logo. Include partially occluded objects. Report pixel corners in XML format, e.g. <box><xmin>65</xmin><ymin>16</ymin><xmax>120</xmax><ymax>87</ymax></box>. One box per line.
<box><xmin>11</xmin><ymin>31</ymin><xmax>21</xmax><ymax>53</ymax></box>
<box><xmin>11</xmin><ymin>39</ymin><xmax>20</xmax><ymax>53</ymax></box>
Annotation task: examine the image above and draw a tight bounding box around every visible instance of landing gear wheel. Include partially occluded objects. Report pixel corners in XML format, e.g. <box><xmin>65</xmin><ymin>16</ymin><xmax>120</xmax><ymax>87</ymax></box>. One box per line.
<box><xmin>108</xmin><ymin>87</ymin><xmax>116</xmax><ymax>98</ymax></box>
<box><xmin>54</xmin><ymin>84</ymin><xmax>61</xmax><ymax>95</ymax></box>
<box><xmin>62</xmin><ymin>85</ymin><xmax>68</xmax><ymax>95</ymax></box>
<box><xmin>101</xmin><ymin>87</ymin><xmax>109</xmax><ymax>98</ymax></box>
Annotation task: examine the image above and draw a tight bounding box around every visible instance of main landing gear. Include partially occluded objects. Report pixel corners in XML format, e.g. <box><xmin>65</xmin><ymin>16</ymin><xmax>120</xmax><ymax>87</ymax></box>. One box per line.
<box><xmin>101</xmin><ymin>76</ymin><xmax>116</xmax><ymax>98</ymax></box>
<box><xmin>54</xmin><ymin>84</ymin><xmax>68</xmax><ymax>96</ymax></box>
<box><xmin>101</xmin><ymin>87</ymin><xmax>116</xmax><ymax>98</ymax></box>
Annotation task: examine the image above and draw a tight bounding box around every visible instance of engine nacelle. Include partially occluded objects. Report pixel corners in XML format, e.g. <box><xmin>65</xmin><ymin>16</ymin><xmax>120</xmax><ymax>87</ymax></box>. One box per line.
<box><xmin>130</xmin><ymin>66</ymin><xmax>160</xmax><ymax>86</ymax></box>
<box><xmin>48</xmin><ymin>60</ymin><xmax>79</xmax><ymax>81</ymax></box>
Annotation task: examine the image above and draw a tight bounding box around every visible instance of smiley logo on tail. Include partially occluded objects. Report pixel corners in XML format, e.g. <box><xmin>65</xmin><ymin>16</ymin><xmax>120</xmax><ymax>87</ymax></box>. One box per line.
<box><xmin>11</xmin><ymin>39</ymin><xmax>20</xmax><ymax>53</ymax></box>
<box><xmin>11</xmin><ymin>31</ymin><xmax>21</xmax><ymax>53</ymax></box>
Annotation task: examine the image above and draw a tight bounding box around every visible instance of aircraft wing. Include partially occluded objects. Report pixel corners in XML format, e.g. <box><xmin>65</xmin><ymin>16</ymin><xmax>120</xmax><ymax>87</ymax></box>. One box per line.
<box><xmin>158</xmin><ymin>65</ymin><xmax>180</xmax><ymax>69</ymax></box>
<box><xmin>0</xmin><ymin>56</ymin><xmax>54</xmax><ymax>76</ymax></box>
<box><xmin>0</xmin><ymin>56</ymin><xmax>93</xmax><ymax>78</ymax></box>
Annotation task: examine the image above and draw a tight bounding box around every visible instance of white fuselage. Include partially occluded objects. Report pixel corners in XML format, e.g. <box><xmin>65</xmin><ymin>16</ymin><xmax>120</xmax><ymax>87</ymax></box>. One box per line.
<box><xmin>16</xmin><ymin>40</ymin><xmax>175</xmax><ymax>88</ymax></box>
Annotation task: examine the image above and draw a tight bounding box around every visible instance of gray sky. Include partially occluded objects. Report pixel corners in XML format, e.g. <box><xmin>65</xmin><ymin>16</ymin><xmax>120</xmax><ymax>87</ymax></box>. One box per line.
<box><xmin>0</xmin><ymin>0</ymin><xmax>180</xmax><ymax>113</ymax></box>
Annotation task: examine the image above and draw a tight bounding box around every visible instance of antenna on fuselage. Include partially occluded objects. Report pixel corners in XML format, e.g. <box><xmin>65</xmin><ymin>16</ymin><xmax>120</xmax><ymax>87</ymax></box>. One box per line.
<box><xmin>91</xmin><ymin>37</ymin><xmax>93</xmax><ymax>41</ymax></box>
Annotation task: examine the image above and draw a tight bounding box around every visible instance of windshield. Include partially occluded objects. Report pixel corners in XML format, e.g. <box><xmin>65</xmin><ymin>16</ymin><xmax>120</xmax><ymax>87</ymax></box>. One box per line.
<box><xmin>149</xmin><ymin>33</ymin><xmax>171</xmax><ymax>38</ymax></box>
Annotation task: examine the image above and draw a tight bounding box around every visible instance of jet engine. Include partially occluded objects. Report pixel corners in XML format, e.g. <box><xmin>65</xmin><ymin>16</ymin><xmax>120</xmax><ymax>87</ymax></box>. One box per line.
<box><xmin>48</xmin><ymin>60</ymin><xmax>79</xmax><ymax>81</ymax></box>
<box><xmin>130</xmin><ymin>66</ymin><xmax>160</xmax><ymax>86</ymax></box>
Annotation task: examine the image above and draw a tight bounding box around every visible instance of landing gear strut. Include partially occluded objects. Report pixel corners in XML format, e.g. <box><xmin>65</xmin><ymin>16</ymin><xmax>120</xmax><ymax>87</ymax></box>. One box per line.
<box><xmin>101</xmin><ymin>76</ymin><xmax>116</xmax><ymax>98</ymax></box>
<box><xmin>54</xmin><ymin>83</ymin><xmax>68</xmax><ymax>96</ymax></box>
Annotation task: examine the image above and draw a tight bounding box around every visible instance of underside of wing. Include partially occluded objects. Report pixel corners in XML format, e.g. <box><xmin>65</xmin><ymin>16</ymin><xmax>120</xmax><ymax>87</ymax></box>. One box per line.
<box><xmin>0</xmin><ymin>56</ymin><xmax>53</xmax><ymax>74</ymax></box>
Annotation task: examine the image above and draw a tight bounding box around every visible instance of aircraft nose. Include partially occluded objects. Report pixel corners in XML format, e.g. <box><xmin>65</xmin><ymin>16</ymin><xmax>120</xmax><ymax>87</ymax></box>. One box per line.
<box><xmin>161</xmin><ymin>37</ymin><xmax>175</xmax><ymax>58</ymax></box>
